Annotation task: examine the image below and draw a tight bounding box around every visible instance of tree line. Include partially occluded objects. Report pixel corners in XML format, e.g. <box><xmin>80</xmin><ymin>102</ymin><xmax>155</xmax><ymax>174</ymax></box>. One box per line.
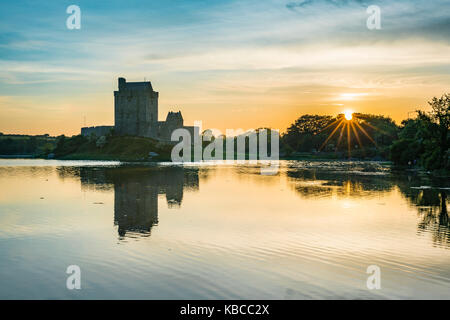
<box><xmin>2</xmin><ymin>94</ymin><xmax>447</xmax><ymax>173</ymax></box>
<box><xmin>0</xmin><ymin>135</ymin><xmax>56</xmax><ymax>156</ymax></box>
<box><xmin>281</xmin><ymin>94</ymin><xmax>449</xmax><ymax>172</ymax></box>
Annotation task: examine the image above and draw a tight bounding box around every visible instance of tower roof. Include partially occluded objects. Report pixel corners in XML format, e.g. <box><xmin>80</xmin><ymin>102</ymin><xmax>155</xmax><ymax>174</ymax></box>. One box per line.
<box><xmin>118</xmin><ymin>77</ymin><xmax>153</xmax><ymax>91</ymax></box>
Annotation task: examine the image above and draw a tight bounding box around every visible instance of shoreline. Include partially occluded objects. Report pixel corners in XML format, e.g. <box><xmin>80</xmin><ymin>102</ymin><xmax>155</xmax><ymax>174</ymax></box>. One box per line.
<box><xmin>1</xmin><ymin>156</ymin><xmax>448</xmax><ymax>178</ymax></box>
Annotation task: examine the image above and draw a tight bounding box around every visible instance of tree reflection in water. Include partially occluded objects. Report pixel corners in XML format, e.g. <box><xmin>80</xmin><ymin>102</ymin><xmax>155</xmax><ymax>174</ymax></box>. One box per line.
<box><xmin>401</xmin><ymin>186</ymin><xmax>448</xmax><ymax>246</ymax></box>
<box><xmin>286</xmin><ymin>164</ymin><xmax>449</xmax><ymax>247</ymax></box>
<box><xmin>58</xmin><ymin>163</ymin><xmax>448</xmax><ymax>246</ymax></box>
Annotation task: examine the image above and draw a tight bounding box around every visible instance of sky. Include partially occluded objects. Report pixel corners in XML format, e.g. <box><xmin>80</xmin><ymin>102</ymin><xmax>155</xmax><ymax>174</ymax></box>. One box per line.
<box><xmin>0</xmin><ymin>0</ymin><xmax>449</xmax><ymax>136</ymax></box>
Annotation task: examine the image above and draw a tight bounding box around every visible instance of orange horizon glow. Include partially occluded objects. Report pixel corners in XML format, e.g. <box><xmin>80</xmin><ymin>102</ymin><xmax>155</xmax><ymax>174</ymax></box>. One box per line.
<box><xmin>0</xmin><ymin>91</ymin><xmax>442</xmax><ymax>137</ymax></box>
<box><xmin>0</xmin><ymin>1</ymin><xmax>448</xmax><ymax>137</ymax></box>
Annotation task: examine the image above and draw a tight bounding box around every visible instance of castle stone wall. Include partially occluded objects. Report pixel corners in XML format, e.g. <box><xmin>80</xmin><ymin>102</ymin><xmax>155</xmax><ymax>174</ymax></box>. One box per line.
<box><xmin>114</xmin><ymin>77</ymin><xmax>158</xmax><ymax>138</ymax></box>
<box><xmin>81</xmin><ymin>126</ymin><xmax>114</xmax><ymax>137</ymax></box>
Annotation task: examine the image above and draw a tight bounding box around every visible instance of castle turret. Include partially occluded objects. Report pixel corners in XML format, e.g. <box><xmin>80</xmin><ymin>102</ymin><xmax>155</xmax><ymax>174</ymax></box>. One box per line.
<box><xmin>118</xmin><ymin>77</ymin><xmax>126</xmax><ymax>90</ymax></box>
<box><xmin>165</xmin><ymin>111</ymin><xmax>184</xmax><ymax>127</ymax></box>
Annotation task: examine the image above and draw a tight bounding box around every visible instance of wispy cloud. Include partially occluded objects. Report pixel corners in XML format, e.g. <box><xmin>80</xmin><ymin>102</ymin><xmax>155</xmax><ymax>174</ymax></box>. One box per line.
<box><xmin>0</xmin><ymin>0</ymin><xmax>448</xmax><ymax>134</ymax></box>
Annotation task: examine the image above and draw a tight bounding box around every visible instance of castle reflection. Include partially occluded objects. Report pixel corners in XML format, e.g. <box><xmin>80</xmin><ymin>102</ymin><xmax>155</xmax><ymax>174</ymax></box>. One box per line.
<box><xmin>111</xmin><ymin>167</ymin><xmax>199</xmax><ymax>238</ymax></box>
<box><xmin>58</xmin><ymin>165</ymin><xmax>199</xmax><ymax>239</ymax></box>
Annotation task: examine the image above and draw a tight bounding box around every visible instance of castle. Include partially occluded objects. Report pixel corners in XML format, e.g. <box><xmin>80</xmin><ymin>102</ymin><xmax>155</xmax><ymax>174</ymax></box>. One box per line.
<box><xmin>81</xmin><ymin>77</ymin><xmax>195</xmax><ymax>141</ymax></box>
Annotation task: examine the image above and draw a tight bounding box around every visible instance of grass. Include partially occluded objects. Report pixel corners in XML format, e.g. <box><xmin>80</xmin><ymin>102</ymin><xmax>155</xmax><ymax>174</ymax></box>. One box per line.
<box><xmin>56</xmin><ymin>135</ymin><xmax>173</xmax><ymax>161</ymax></box>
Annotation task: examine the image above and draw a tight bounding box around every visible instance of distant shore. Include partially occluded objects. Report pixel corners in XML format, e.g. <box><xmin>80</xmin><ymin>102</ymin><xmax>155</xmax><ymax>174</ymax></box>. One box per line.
<box><xmin>0</xmin><ymin>152</ymin><xmax>388</xmax><ymax>162</ymax></box>
<box><xmin>0</xmin><ymin>154</ymin><xmax>35</xmax><ymax>158</ymax></box>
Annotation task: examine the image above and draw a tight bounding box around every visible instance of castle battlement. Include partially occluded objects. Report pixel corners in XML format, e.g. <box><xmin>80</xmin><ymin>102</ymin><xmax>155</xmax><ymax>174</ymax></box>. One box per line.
<box><xmin>116</xmin><ymin>77</ymin><xmax>155</xmax><ymax>92</ymax></box>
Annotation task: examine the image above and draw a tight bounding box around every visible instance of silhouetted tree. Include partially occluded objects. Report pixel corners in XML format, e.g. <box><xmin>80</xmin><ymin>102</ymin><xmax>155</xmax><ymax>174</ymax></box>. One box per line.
<box><xmin>391</xmin><ymin>94</ymin><xmax>449</xmax><ymax>171</ymax></box>
<box><xmin>282</xmin><ymin>115</ymin><xmax>334</xmax><ymax>153</ymax></box>
<box><xmin>417</xmin><ymin>94</ymin><xmax>450</xmax><ymax>170</ymax></box>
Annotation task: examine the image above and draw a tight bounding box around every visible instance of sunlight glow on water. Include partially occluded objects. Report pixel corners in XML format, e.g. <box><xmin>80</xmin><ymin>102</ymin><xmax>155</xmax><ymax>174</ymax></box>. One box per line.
<box><xmin>0</xmin><ymin>159</ymin><xmax>448</xmax><ymax>299</ymax></box>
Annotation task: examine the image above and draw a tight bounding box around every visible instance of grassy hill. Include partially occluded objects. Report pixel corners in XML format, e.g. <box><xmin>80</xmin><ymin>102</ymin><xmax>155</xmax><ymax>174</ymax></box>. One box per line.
<box><xmin>54</xmin><ymin>135</ymin><xmax>173</xmax><ymax>161</ymax></box>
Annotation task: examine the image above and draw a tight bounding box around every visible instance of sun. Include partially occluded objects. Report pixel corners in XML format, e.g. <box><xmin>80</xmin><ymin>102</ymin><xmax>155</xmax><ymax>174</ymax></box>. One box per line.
<box><xmin>344</xmin><ymin>110</ymin><xmax>353</xmax><ymax>121</ymax></box>
<box><xmin>319</xmin><ymin>110</ymin><xmax>378</xmax><ymax>159</ymax></box>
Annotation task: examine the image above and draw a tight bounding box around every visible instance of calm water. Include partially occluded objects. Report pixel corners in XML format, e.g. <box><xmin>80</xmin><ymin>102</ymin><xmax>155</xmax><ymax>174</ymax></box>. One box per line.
<box><xmin>0</xmin><ymin>159</ymin><xmax>448</xmax><ymax>299</ymax></box>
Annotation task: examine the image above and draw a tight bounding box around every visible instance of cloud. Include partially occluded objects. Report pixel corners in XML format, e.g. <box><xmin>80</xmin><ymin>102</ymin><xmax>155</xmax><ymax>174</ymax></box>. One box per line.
<box><xmin>286</xmin><ymin>0</ymin><xmax>314</xmax><ymax>10</ymax></box>
<box><xmin>0</xmin><ymin>0</ymin><xmax>448</xmax><ymax>134</ymax></box>
<box><xmin>286</xmin><ymin>0</ymin><xmax>370</xmax><ymax>12</ymax></box>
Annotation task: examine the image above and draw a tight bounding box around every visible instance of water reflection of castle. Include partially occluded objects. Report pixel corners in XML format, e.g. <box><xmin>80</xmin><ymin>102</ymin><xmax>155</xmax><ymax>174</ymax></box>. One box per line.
<box><xmin>112</xmin><ymin>167</ymin><xmax>199</xmax><ymax>237</ymax></box>
<box><xmin>59</xmin><ymin>166</ymin><xmax>199</xmax><ymax>238</ymax></box>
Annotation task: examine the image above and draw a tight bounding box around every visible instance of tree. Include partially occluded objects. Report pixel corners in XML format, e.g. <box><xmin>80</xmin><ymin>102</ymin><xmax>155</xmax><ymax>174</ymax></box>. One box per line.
<box><xmin>53</xmin><ymin>135</ymin><xmax>88</xmax><ymax>157</ymax></box>
<box><xmin>282</xmin><ymin>115</ymin><xmax>334</xmax><ymax>152</ymax></box>
<box><xmin>357</xmin><ymin>114</ymin><xmax>398</xmax><ymax>146</ymax></box>
<box><xmin>96</xmin><ymin>136</ymin><xmax>107</xmax><ymax>148</ymax></box>
<box><xmin>25</xmin><ymin>136</ymin><xmax>38</xmax><ymax>153</ymax></box>
<box><xmin>286</xmin><ymin>115</ymin><xmax>334</xmax><ymax>135</ymax></box>
<box><xmin>422</xmin><ymin>94</ymin><xmax>450</xmax><ymax>169</ymax></box>
<box><xmin>391</xmin><ymin>94</ymin><xmax>449</xmax><ymax>171</ymax></box>
<box><xmin>390</xmin><ymin>119</ymin><xmax>422</xmax><ymax>166</ymax></box>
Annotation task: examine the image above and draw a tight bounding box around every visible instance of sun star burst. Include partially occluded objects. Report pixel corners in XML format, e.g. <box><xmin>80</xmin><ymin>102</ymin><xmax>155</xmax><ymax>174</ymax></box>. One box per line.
<box><xmin>344</xmin><ymin>110</ymin><xmax>353</xmax><ymax>121</ymax></box>
<box><xmin>319</xmin><ymin>111</ymin><xmax>379</xmax><ymax>159</ymax></box>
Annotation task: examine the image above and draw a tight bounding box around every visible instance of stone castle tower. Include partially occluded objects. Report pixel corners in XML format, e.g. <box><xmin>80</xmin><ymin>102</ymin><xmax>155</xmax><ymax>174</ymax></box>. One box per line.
<box><xmin>114</xmin><ymin>77</ymin><xmax>159</xmax><ymax>138</ymax></box>
<box><xmin>82</xmin><ymin>77</ymin><xmax>196</xmax><ymax>141</ymax></box>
